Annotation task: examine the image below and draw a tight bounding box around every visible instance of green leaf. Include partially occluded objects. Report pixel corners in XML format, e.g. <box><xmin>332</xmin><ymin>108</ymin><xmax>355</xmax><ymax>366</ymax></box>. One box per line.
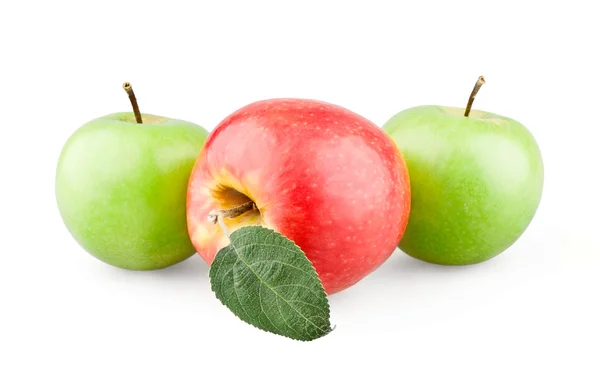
<box><xmin>209</xmin><ymin>225</ymin><xmax>332</xmax><ymax>341</ymax></box>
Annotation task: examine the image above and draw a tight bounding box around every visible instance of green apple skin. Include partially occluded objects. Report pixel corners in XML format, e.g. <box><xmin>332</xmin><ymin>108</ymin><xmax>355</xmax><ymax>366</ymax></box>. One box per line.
<box><xmin>383</xmin><ymin>106</ymin><xmax>544</xmax><ymax>265</ymax></box>
<box><xmin>56</xmin><ymin>112</ymin><xmax>208</xmax><ymax>270</ymax></box>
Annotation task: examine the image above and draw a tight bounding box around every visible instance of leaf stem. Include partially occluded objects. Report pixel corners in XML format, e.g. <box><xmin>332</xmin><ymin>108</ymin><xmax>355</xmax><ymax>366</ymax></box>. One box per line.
<box><xmin>122</xmin><ymin>82</ymin><xmax>143</xmax><ymax>123</ymax></box>
<box><xmin>464</xmin><ymin>76</ymin><xmax>486</xmax><ymax>117</ymax></box>
<box><xmin>215</xmin><ymin>214</ymin><xmax>231</xmax><ymax>238</ymax></box>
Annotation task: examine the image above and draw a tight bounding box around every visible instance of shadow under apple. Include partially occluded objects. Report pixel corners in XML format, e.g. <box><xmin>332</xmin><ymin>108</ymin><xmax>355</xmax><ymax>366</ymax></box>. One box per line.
<box><xmin>95</xmin><ymin>254</ymin><xmax>209</xmax><ymax>284</ymax></box>
<box><xmin>328</xmin><ymin>247</ymin><xmax>505</xmax><ymax>306</ymax></box>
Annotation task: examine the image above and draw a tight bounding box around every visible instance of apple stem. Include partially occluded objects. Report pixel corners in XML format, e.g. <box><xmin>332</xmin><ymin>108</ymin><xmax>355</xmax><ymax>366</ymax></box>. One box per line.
<box><xmin>464</xmin><ymin>76</ymin><xmax>486</xmax><ymax>117</ymax></box>
<box><xmin>122</xmin><ymin>82</ymin><xmax>143</xmax><ymax>124</ymax></box>
<box><xmin>207</xmin><ymin>201</ymin><xmax>257</xmax><ymax>237</ymax></box>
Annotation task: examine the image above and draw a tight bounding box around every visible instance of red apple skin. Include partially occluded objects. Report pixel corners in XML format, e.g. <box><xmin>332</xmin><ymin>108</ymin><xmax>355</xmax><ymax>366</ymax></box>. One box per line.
<box><xmin>187</xmin><ymin>99</ymin><xmax>410</xmax><ymax>294</ymax></box>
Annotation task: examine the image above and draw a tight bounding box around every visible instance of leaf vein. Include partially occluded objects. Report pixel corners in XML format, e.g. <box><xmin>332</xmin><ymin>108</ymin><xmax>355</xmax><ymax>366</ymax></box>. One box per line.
<box><xmin>247</xmin><ymin>259</ymin><xmax>314</xmax><ymax>276</ymax></box>
<box><xmin>272</xmin><ymin>283</ymin><xmax>322</xmax><ymax>297</ymax></box>
<box><xmin>258</xmin><ymin>283</ymin><xmax>286</xmax><ymax>335</ymax></box>
<box><xmin>275</xmin><ymin>296</ymin><xmax>301</xmax><ymax>339</ymax></box>
<box><xmin>230</xmin><ymin>238</ymin><xmax>329</xmax><ymax>334</ymax></box>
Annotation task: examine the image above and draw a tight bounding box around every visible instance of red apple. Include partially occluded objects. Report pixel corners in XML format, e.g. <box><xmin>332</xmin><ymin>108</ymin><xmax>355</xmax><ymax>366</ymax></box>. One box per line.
<box><xmin>187</xmin><ymin>99</ymin><xmax>410</xmax><ymax>294</ymax></box>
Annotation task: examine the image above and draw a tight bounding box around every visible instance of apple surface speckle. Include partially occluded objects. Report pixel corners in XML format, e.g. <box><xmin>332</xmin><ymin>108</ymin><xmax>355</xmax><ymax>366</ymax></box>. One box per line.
<box><xmin>187</xmin><ymin>98</ymin><xmax>411</xmax><ymax>294</ymax></box>
<box><xmin>56</xmin><ymin>113</ymin><xmax>209</xmax><ymax>270</ymax></box>
<box><xmin>383</xmin><ymin>104</ymin><xmax>543</xmax><ymax>265</ymax></box>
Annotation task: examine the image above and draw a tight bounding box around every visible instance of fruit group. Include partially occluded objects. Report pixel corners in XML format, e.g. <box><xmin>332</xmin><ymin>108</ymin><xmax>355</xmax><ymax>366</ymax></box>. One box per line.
<box><xmin>187</xmin><ymin>98</ymin><xmax>411</xmax><ymax>294</ymax></box>
<box><xmin>56</xmin><ymin>112</ymin><xmax>208</xmax><ymax>270</ymax></box>
<box><xmin>383</xmin><ymin>99</ymin><xmax>544</xmax><ymax>265</ymax></box>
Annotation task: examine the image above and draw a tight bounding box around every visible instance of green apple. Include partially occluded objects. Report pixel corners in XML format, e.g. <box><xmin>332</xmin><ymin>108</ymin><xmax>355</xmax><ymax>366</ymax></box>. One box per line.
<box><xmin>56</xmin><ymin>83</ymin><xmax>208</xmax><ymax>270</ymax></box>
<box><xmin>382</xmin><ymin>77</ymin><xmax>544</xmax><ymax>265</ymax></box>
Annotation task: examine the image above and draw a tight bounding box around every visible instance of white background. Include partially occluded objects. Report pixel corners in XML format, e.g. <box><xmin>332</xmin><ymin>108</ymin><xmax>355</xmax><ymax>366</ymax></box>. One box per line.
<box><xmin>1</xmin><ymin>1</ymin><xmax>599</xmax><ymax>377</ymax></box>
